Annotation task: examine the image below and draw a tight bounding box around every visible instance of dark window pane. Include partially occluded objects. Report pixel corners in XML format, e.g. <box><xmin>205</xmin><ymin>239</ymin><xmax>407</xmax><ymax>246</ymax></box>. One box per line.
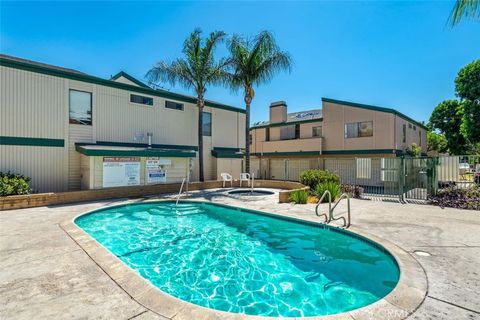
<box><xmin>312</xmin><ymin>126</ymin><xmax>322</xmax><ymax>137</ymax></box>
<box><xmin>295</xmin><ymin>124</ymin><xmax>300</xmax><ymax>139</ymax></box>
<box><xmin>202</xmin><ymin>112</ymin><xmax>212</xmax><ymax>136</ymax></box>
<box><xmin>265</xmin><ymin>128</ymin><xmax>270</xmax><ymax>141</ymax></box>
<box><xmin>130</xmin><ymin>94</ymin><xmax>153</xmax><ymax>106</ymax></box>
<box><xmin>165</xmin><ymin>100</ymin><xmax>184</xmax><ymax>111</ymax></box>
<box><xmin>345</xmin><ymin>123</ymin><xmax>358</xmax><ymax>138</ymax></box>
<box><xmin>69</xmin><ymin>90</ymin><xmax>92</xmax><ymax>125</ymax></box>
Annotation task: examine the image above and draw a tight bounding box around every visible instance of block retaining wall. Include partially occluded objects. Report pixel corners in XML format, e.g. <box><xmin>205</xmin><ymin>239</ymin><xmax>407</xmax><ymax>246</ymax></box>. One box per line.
<box><xmin>0</xmin><ymin>180</ymin><xmax>308</xmax><ymax>211</ymax></box>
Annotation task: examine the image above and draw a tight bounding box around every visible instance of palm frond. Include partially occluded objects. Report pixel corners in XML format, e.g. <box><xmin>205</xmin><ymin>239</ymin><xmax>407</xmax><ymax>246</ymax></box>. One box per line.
<box><xmin>253</xmin><ymin>51</ymin><xmax>292</xmax><ymax>86</ymax></box>
<box><xmin>227</xmin><ymin>30</ymin><xmax>292</xmax><ymax>90</ymax></box>
<box><xmin>147</xmin><ymin>28</ymin><xmax>230</xmax><ymax>96</ymax></box>
<box><xmin>449</xmin><ymin>0</ymin><xmax>480</xmax><ymax>26</ymax></box>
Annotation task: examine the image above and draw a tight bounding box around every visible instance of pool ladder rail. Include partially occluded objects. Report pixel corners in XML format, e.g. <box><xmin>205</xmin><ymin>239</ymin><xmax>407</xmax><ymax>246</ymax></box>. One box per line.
<box><xmin>315</xmin><ymin>191</ymin><xmax>351</xmax><ymax>228</ymax></box>
<box><xmin>175</xmin><ymin>178</ymin><xmax>187</xmax><ymax>206</ymax></box>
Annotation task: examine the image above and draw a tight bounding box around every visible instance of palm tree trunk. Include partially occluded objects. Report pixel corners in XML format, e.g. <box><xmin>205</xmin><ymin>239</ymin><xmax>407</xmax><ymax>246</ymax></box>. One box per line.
<box><xmin>244</xmin><ymin>87</ymin><xmax>252</xmax><ymax>174</ymax></box>
<box><xmin>245</xmin><ymin>103</ymin><xmax>251</xmax><ymax>174</ymax></box>
<box><xmin>197</xmin><ymin>96</ymin><xmax>205</xmax><ymax>182</ymax></box>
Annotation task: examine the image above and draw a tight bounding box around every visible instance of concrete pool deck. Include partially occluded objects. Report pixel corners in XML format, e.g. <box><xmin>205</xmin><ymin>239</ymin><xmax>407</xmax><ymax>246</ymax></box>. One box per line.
<box><xmin>1</xmin><ymin>188</ymin><xmax>479</xmax><ymax>319</ymax></box>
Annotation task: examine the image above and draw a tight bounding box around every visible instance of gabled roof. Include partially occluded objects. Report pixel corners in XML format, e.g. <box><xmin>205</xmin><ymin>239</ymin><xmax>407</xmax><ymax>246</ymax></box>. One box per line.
<box><xmin>0</xmin><ymin>54</ymin><xmax>245</xmax><ymax>114</ymax></box>
<box><xmin>322</xmin><ymin>97</ymin><xmax>427</xmax><ymax>130</ymax></box>
<box><xmin>110</xmin><ymin>71</ymin><xmax>150</xmax><ymax>89</ymax></box>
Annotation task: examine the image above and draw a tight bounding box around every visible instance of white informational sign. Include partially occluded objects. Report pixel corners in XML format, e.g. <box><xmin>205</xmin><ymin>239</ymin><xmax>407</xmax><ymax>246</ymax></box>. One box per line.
<box><xmin>103</xmin><ymin>157</ymin><xmax>141</xmax><ymax>188</ymax></box>
<box><xmin>147</xmin><ymin>169</ymin><xmax>166</xmax><ymax>184</ymax></box>
<box><xmin>146</xmin><ymin>157</ymin><xmax>167</xmax><ymax>184</ymax></box>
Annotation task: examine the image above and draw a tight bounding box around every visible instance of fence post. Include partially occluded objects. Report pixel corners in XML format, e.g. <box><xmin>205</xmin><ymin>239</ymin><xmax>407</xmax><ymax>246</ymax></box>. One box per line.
<box><xmin>354</xmin><ymin>157</ymin><xmax>358</xmax><ymax>189</ymax></box>
<box><xmin>399</xmin><ymin>156</ymin><xmax>404</xmax><ymax>202</ymax></box>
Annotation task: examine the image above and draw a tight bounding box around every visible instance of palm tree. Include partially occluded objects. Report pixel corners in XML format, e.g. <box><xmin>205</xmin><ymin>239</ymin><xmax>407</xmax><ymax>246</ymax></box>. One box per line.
<box><xmin>449</xmin><ymin>0</ymin><xmax>479</xmax><ymax>26</ymax></box>
<box><xmin>147</xmin><ymin>29</ymin><xmax>229</xmax><ymax>181</ymax></box>
<box><xmin>228</xmin><ymin>31</ymin><xmax>292</xmax><ymax>174</ymax></box>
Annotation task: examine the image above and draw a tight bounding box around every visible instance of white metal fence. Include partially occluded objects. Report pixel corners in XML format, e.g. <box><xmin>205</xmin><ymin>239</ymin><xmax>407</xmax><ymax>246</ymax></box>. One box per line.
<box><xmin>250</xmin><ymin>155</ymin><xmax>480</xmax><ymax>201</ymax></box>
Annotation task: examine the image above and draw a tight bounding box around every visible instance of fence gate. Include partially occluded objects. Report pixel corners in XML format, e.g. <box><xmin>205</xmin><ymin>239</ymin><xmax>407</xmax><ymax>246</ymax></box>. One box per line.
<box><xmin>401</xmin><ymin>157</ymin><xmax>430</xmax><ymax>201</ymax></box>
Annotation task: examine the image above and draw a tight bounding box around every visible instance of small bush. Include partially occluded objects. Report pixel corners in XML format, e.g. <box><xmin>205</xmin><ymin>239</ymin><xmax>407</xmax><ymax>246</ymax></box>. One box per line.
<box><xmin>0</xmin><ymin>172</ymin><xmax>33</xmax><ymax>196</ymax></box>
<box><xmin>289</xmin><ymin>189</ymin><xmax>309</xmax><ymax>204</ymax></box>
<box><xmin>315</xmin><ymin>182</ymin><xmax>341</xmax><ymax>203</ymax></box>
<box><xmin>428</xmin><ymin>185</ymin><xmax>480</xmax><ymax>210</ymax></box>
<box><xmin>299</xmin><ymin>170</ymin><xmax>340</xmax><ymax>190</ymax></box>
<box><xmin>341</xmin><ymin>184</ymin><xmax>364</xmax><ymax>199</ymax></box>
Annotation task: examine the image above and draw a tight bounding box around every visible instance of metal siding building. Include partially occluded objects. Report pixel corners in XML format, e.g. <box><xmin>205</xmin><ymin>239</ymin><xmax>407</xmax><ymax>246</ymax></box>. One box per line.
<box><xmin>0</xmin><ymin>55</ymin><xmax>246</xmax><ymax>192</ymax></box>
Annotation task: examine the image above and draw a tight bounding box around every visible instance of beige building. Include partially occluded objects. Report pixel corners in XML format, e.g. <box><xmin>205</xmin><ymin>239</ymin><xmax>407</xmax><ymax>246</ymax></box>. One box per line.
<box><xmin>250</xmin><ymin>99</ymin><xmax>427</xmax><ymax>180</ymax></box>
<box><xmin>0</xmin><ymin>54</ymin><xmax>245</xmax><ymax>192</ymax></box>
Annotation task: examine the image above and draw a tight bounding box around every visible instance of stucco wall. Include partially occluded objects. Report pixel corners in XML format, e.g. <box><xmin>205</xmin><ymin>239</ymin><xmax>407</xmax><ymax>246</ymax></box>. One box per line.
<box><xmin>394</xmin><ymin>116</ymin><xmax>427</xmax><ymax>153</ymax></box>
<box><xmin>322</xmin><ymin>101</ymin><xmax>396</xmax><ymax>151</ymax></box>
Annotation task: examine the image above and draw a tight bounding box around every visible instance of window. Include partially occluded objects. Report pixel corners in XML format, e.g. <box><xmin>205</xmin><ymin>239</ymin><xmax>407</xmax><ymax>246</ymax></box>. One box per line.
<box><xmin>130</xmin><ymin>94</ymin><xmax>153</xmax><ymax>106</ymax></box>
<box><xmin>165</xmin><ymin>100</ymin><xmax>184</xmax><ymax>111</ymax></box>
<box><xmin>295</xmin><ymin>124</ymin><xmax>300</xmax><ymax>139</ymax></box>
<box><xmin>312</xmin><ymin>126</ymin><xmax>322</xmax><ymax>137</ymax></box>
<box><xmin>413</xmin><ymin>125</ymin><xmax>416</xmax><ymax>131</ymax></box>
<box><xmin>419</xmin><ymin>131</ymin><xmax>422</xmax><ymax>147</ymax></box>
<box><xmin>69</xmin><ymin>90</ymin><xmax>92</xmax><ymax>125</ymax></box>
<box><xmin>202</xmin><ymin>112</ymin><xmax>212</xmax><ymax>136</ymax></box>
<box><xmin>356</xmin><ymin>158</ymin><xmax>371</xmax><ymax>179</ymax></box>
<box><xmin>403</xmin><ymin>124</ymin><xmax>406</xmax><ymax>143</ymax></box>
<box><xmin>408</xmin><ymin>123</ymin><xmax>412</xmax><ymax>129</ymax></box>
<box><xmin>344</xmin><ymin>121</ymin><xmax>373</xmax><ymax>138</ymax></box>
<box><xmin>265</xmin><ymin>127</ymin><xmax>270</xmax><ymax>141</ymax></box>
<box><xmin>381</xmin><ymin>158</ymin><xmax>398</xmax><ymax>182</ymax></box>
<box><xmin>249</xmin><ymin>134</ymin><xmax>252</xmax><ymax>145</ymax></box>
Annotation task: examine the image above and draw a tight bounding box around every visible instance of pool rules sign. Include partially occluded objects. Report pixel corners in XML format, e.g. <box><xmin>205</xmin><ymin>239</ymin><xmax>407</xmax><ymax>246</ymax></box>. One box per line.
<box><xmin>103</xmin><ymin>157</ymin><xmax>141</xmax><ymax>187</ymax></box>
<box><xmin>146</xmin><ymin>157</ymin><xmax>168</xmax><ymax>184</ymax></box>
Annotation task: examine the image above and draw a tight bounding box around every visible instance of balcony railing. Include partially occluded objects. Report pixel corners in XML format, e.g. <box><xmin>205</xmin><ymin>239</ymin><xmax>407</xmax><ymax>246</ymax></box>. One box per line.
<box><xmin>253</xmin><ymin>137</ymin><xmax>322</xmax><ymax>154</ymax></box>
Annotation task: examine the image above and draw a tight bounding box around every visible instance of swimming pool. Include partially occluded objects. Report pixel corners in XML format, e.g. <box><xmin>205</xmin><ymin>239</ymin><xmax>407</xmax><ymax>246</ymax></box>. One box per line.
<box><xmin>75</xmin><ymin>201</ymin><xmax>399</xmax><ymax>318</ymax></box>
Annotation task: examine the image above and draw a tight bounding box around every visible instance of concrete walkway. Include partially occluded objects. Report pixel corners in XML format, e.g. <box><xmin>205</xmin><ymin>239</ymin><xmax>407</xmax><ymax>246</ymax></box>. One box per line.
<box><xmin>1</xmin><ymin>189</ymin><xmax>479</xmax><ymax>320</ymax></box>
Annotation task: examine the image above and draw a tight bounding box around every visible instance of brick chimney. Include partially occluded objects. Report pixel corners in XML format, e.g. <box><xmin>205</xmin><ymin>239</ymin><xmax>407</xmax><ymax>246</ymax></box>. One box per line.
<box><xmin>269</xmin><ymin>101</ymin><xmax>287</xmax><ymax>124</ymax></box>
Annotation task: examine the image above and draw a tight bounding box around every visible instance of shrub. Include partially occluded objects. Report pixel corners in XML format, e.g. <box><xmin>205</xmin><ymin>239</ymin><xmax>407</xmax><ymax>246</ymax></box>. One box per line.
<box><xmin>341</xmin><ymin>184</ymin><xmax>364</xmax><ymax>199</ymax></box>
<box><xmin>315</xmin><ymin>182</ymin><xmax>341</xmax><ymax>203</ymax></box>
<box><xmin>428</xmin><ymin>185</ymin><xmax>480</xmax><ymax>210</ymax></box>
<box><xmin>299</xmin><ymin>170</ymin><xmax>340</xmax><ymax>190</ymax></box>
<box><xmin>289</xmin><ymin>189</ymin><xmax>309</xmax><ymax>204</ymax></box>
<box><xmin>0</xmin><ymin>172</ymin><xmax>33</xmax><ymax>196</ymax></box>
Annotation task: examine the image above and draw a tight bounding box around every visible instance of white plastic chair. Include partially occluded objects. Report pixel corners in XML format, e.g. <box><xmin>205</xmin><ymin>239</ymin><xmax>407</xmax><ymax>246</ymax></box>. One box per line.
<box><xmin>239</xmin><ymin>173</ymin><xmax>250</xmax><ymax>187</ymax></box>
<box><xmin>220</xmin><ymin>173</ymin><xmax>233</xmax><ymax>188</ymax></box>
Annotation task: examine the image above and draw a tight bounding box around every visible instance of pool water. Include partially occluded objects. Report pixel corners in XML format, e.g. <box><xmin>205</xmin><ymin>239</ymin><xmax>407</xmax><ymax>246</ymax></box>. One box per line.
<box><xmin>76</xmin><ymin>201</ymin><xmax>399</xmax><ymax>317</ymax></box>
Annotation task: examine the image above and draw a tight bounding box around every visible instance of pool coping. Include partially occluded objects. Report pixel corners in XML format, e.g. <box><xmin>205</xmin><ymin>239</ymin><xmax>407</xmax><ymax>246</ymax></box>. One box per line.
<box><xmin>60</xmin><ymin>199</ymin><xmax>428</xmax><ymax>320</ymax></box>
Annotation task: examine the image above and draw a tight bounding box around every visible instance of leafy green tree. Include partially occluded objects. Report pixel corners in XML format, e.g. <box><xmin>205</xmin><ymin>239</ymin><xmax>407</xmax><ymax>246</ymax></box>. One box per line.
<box><xmin>455</xmin><ymin>59</ymin><xmax>480</xmax><ymax>101</ymax></box>
<box><xmin>449</xmin><ymin>0</ymin><xmax>480</xmax><ymax>26</ymax></box>
<box><xmin>455</xmin><ymin>60</ymin><xmax>480</xmax><ymax>145</ymax></box>
<box><xmin>147</xmin><ymin>29</ymin><xmax>229</xmax><ymax>181</ymax></box>
<box><xmin>461</xmin><ymin>100</ymin><xmax>480</xmax><ymax>145</ymax></box>
<box><xmin>227</xmin><ymin>31</ymin><xmax>292</xmax><ymax>173</ymax></box>
<box><xmin>429</xmin><ymin>100</ymin><xmax>468</xmax><ymax>155</ymax></box>
<box><xmin>427</xmin><ymin>131</ymin><xmax>448</xmax><ymax>154</ymax></box>
<box><xmin>406</xmin><ymin>143</ymin><xmax>422</xmax><ymax>157</ymax></box>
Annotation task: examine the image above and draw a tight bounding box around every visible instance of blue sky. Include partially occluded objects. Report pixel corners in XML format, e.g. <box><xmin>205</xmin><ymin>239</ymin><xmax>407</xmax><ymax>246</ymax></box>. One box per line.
<box><xmin>1</xmin><ymin>1</ymin><xmax>479</xmax><ymax>125</ymax></box>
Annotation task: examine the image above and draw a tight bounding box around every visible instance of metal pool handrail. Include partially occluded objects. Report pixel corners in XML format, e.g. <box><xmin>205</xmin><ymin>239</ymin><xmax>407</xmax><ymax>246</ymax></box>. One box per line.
<box><xmin>315</xmin><ymin>190</ymin><xmax>332</xmax><ymax>223</ymax></box>
<box><xmin>175</xmin><ymin>178</ymin><xmax>186</xmax><ymax>207</ymax></box>
<box><xmin>330</xmin><ymin>193</ymin><xmax>351</xmax><ymax>228</ymax></box>
<box><xmin>251</xmin><ymin>173</ymin><xmax>255</xmax><ymax>193</ymax></box>
<box><xmin>315</xmin><ymin>191</ymin><xmax>351</xmax><ymax>228</ymax></box>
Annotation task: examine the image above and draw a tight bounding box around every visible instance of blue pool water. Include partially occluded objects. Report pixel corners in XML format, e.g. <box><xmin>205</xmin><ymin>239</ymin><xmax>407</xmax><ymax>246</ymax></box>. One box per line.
<box><xmin>75</xmin><ymin>201</ymin><xmax>399</xmax><ymax>317</ymax></box>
